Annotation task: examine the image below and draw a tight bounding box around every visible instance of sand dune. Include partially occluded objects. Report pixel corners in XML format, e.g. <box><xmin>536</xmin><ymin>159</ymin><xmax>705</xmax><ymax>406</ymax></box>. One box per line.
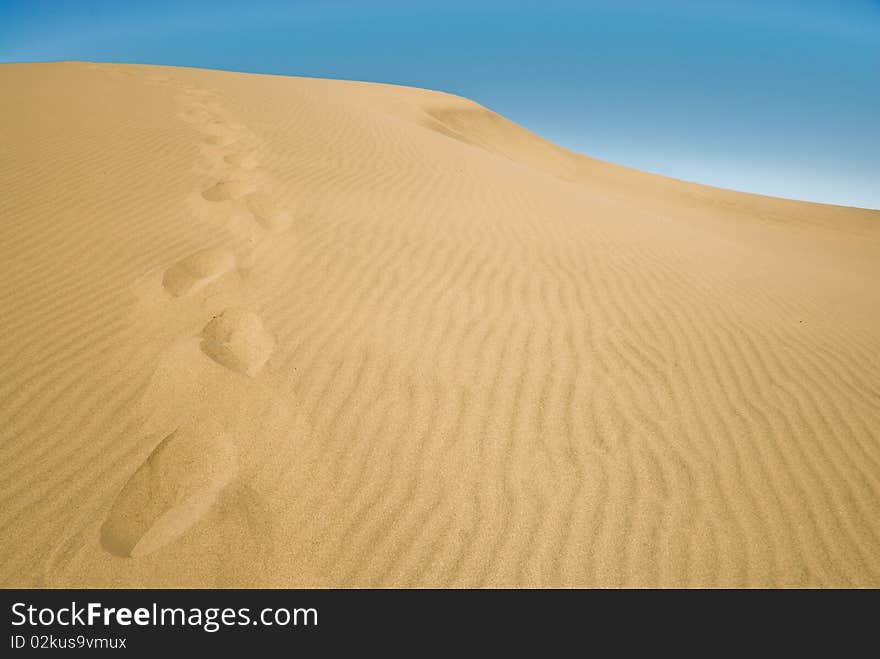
<box><xmin>1</xmin><ymin>61</ymin><xmax>878</xmax><ymax>587</ymax></box>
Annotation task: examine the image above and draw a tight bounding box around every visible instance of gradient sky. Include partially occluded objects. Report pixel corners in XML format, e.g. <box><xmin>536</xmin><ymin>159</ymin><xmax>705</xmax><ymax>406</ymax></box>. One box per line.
<box><xmin>2</xmin><ymin>0</ymin><xmax>878</xmax><ymax>208</ymax></box>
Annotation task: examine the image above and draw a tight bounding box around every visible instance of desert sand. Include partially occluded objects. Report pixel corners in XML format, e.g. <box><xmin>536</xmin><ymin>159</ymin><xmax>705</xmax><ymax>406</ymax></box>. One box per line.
<box><xmin>1</xmin><ymin>62</ymin><xmax>878</xmax><ymax>588</ymax></box>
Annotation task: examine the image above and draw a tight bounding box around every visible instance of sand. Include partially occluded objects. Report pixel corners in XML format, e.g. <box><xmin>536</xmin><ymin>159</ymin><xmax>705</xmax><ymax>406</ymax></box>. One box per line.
<box><xmin>1</xmin><ymin>61</ymin><xmax>878</xmax><ymax>588</ymax></box>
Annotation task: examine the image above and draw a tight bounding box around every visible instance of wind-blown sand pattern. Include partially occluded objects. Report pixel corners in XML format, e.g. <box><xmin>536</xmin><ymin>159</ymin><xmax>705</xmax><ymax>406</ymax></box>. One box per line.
<box><xmin>1</xmin><ymin>61</ymin><xmax>879</xmax><ymax>588</ymax></box>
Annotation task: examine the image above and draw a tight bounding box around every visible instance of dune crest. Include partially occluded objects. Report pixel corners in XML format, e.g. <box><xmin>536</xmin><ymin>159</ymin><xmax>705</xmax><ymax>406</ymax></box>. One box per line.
<box><xmin>0</xmin><ymin>61</ymin><xmax>879</xmax><ymax>588</ymax></box>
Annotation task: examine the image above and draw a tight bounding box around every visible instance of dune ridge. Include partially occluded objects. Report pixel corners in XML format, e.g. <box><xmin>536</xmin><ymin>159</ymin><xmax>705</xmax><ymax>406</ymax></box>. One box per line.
<box><xmin>0</xmin><ymin>61</ymin><xmax>878</xmax><ymax>587</ymax></box>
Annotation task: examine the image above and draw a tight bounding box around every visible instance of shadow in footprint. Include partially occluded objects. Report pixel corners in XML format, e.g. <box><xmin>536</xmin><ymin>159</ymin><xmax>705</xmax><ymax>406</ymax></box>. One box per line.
<box><xmin>201</xmin><ymin>307</ymin><xmax>275</xmax><ymax>377</ymax></box>
<box><xmin>205</xmin><ymin>133</ymin><xmax>238</xmax><ymax>147</ymax></box>
<box><xmin>202</xmin><ymin>180</ymin><xmax>254</xmax><ymax>202</ymax></box>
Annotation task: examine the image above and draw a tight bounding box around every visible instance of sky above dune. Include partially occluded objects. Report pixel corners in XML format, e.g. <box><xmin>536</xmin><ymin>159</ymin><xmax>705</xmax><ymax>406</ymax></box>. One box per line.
<box><xmin>2</xmin><ymin>0</ymin><xmax>878</xmax><ymax>209</ymax></box>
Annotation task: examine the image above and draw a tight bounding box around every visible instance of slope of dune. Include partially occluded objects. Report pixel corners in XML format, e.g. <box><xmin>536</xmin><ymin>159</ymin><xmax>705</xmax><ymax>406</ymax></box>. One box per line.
<box><xmin>1</xmin><ymin>61</ymin><xmax>879</xmax><ymax>588</ymax></box>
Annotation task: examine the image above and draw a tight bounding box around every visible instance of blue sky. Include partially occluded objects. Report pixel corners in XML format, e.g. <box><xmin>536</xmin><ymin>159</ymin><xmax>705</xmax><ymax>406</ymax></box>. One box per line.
<box><xmin>2</xmin><ymin>0</ymin><xmax>878</xmax><ymax>208</ymax></box>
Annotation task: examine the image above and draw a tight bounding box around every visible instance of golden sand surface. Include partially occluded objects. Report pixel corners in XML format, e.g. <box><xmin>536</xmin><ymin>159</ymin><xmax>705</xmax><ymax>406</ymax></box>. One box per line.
<box><xmin>1</xmin><ymin>62</ymin><xmax>879</xmax><ymax>587</ymax></box>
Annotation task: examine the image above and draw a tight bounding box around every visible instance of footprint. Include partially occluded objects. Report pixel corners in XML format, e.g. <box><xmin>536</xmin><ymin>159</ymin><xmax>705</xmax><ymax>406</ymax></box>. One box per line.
<box><xmin>162</xmin><ymin>247</ymin><xmax>237</xmax><ymax>297</ymax></box>
<box><xmin>202</xmin><ymin>180</ymin><xmax>253</xmax><ymax>202</ymax></box>
<box><xmin>203</xmin><ymin>118</ymin><xmax>228</xmax><ymax>130</ymax></box>
<box><xmin>224</xmin><ymin>151</ymin><xmax>259</xmax><ymax>170</ymax></box>
<box><xmin>205</xmin><ymin>134</ymin><xmax>238</xmax><ymax>147</ymax></box>
<box><xmin>201</xmin><ymin>308</ymin><xmax>274</xmax><ymax>376</ymax></box>
<box><xmin>245</xmin><ymin>192</ymin><xmax>292</xmax><ymax>230</ymax></box>
<box><xmin>100</xmin><ymin>422</ymin><xmax>238</xmax><ymax>558</ymax></box>
<box><xmin>206</xmin><ymin>118</ymin><xmax>246</xmax><ymax>131</ymax></box>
